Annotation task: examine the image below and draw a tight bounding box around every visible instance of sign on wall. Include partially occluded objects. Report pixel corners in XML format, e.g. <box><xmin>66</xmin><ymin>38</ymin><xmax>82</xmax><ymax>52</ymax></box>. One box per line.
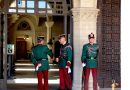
<box><xmin>7</xmin><ymin>44</ymin><xmax>14</xmax><ymax>55</ymax></box>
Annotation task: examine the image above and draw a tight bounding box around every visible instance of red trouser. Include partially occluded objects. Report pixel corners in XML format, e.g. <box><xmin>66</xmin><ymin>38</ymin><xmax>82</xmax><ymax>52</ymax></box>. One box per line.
<box><xmin>59</xmin><ymin>68</ymin><xmax>72</xmax><ymax>89</ymax></box>
<box><xmin>37</xmin><ymin>70</ymin><xmax>48</xmax><ymax>90</ymax></box>
<box><xmin>84</xmin><ymin>68</ymin><xmax>97</xmax><ymax>90</ymax></box>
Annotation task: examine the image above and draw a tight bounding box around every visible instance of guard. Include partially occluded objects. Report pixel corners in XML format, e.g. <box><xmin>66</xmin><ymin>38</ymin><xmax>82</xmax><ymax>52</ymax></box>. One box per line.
<box><xmin>56</xmin><ymin>34</ymin><xmax>72</xmax><ymax>90</ymax></box>
<box><xmin>81</xmin><ymin>33</ymin><xmax>99</xmax><ymax>90</ymax></box>
<box><xmin>31</xmin><ymin>37</ymin><xmax>53</xmax><ymax>90</ymax></box>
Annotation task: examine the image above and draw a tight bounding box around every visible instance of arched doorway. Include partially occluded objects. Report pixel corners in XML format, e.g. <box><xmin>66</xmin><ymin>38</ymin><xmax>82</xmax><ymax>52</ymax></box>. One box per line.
<box><xmin>0</xmin><ymin>0</ymin><xmax>73</xmax><ymax>90</ymax></box>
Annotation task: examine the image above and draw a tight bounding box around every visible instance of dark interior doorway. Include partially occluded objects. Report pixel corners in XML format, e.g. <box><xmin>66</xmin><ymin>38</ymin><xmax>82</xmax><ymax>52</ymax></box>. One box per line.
<box><xmin>16</xmin><ymin>39</ymin><xmax>27</xmax><ymax>60</ymax></box>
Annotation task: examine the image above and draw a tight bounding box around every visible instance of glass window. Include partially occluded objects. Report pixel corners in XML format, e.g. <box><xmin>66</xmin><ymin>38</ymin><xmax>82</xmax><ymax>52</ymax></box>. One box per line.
<box><xmin>38</xmin><ymin>1</ymin><xmax>46</xmax><ymax>8</ymax></box>
<box><xmin>9</xmin><ymin>9</ymin><xmax>16</xmax><ymax>12</ymax></box>
<box><xmin>18</xmin><ymin>9</ymin><xmax>25</xmax><ymax>13</ymax></box>
<box><xmin>18</xmin><ymin>0</ymin><xmax>22</xmax><ymax>7</ymax></box>
<box><xmin>38</xmin><ymin>10</ymin><xmax>46</xmax><ymax>14</ymax></box>
<box><xmin>8</xmin><ymin>0</ymin><xmax>55</xmax><ymax>14</ymax></box>
<box><xmin>18</xmin><ymin>0</ymin><xmax>25</xmax><ymax>8</ymax></box>
<box><xmin>27</xmin><ymin>9</ymin><xmax>34</xmax><ymax>13</ymax></box>
<box><xmin>27</xmin><ymin>1</ymin><xmax>34</xmax><ymax>8</ymax></box>
<box><xmin>47</xmin><ymin>10</ymin><xmax>53</xmax><ymax>14</ymax></box>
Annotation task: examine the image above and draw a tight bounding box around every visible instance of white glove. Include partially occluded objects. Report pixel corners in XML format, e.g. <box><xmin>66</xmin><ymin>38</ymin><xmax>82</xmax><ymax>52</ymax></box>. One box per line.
<box><xmin>66</xmin><ymin>66</ymin><xmax>71</xmax><ymax>73</ymax></box>
<box><xmin>36</xmin><ymin>65</ymin><xmax>39</xmax><ymax>71</ymax></box>
<box><xmin>36</xmin><ymin>63</ymin><xmax>41</xmax><ymax>71</ymax></box>
<box><xmin>82</xmin><ymin>63</ymin><xmax>86</xmax><ymax>67</ymax></box>
<box><xmin>68</xmin><ymin>67</ymin><xmax>71</xmax><ymax>73</ymax></box>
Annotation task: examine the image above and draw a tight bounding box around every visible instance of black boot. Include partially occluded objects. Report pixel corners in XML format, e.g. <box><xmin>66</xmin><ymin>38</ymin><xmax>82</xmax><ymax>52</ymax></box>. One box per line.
<box><xmin>57</xmin><ymin>88</ymin><xmax>65</xmax><ymax>90</ymax></box>
<box><xmin>67</xmin><ymin>88</ymin><xmax>72</xmax><ymax>90</ymax></box>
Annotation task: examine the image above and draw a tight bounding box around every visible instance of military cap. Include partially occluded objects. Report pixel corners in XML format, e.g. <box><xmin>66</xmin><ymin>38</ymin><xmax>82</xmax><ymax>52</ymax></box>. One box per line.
<box><xmin>88</xmin><ymin>33</ymin><xmax>95</xmax><ymax>39</ymax></box>
<box><xmin>58</xmin><ymin>34</ymin><xmax>66</xmax><ymax>39</ymax></box>
<box><xmin>37</xmin><ymin>36</ymin><xmax>44</xmax><ymax>41</ymax></box>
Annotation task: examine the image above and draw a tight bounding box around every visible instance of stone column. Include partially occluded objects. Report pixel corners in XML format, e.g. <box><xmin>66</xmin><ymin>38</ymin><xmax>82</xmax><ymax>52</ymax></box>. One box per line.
<box><xmin>72</xmin><ymin>1</ymin><xmax>99</xmax><ymax>90</ymax></box>
<box><xmin>45</xmin><ymin>21</ymin><xmax>54</xmax><ymax>43</ymax></box>
<box><xmin>64</xmin><ymin>15</ymin><xmax>67</xmax><ymax>36</ymax></box>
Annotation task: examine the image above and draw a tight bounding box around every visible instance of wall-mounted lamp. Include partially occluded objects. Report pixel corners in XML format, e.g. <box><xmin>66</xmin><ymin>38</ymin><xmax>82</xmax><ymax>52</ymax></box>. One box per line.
<box><xmin>24</xmin><ymin>35</ymin><xmax>29</xmax><ymax>40</ymax></box>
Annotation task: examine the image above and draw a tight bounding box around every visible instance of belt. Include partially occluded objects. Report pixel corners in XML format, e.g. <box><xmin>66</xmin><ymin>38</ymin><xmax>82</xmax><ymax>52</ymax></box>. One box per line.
<box><xmin>41</xmin><ymin>58</ymin><xmax>47</xmax><ymax>61</ymax></box>
<box><xmin>36</xmin><ymin>58</ymin><xmax>47</xmax><ymax>61</ymax></box>
<box><xmin>60</xmin><ymin>56</ymin><xmax>67</xmax><ymax>60</ymax></box>
<box><xmin>86</xmin><ymin>57</ymin><xmax>96</xmax><ymax>60</ymax></box>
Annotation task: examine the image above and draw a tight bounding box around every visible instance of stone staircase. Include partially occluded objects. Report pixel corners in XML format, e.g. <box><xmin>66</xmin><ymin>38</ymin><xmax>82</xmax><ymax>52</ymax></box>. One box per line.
<box><xmin>7</xmin><ymin>59</ymin><xmax>59</xmax><ymax>90</ymax></box>
<box><xmin>7</xmin><ymin>59</ymin><xmax>121</xmax><ymax>90</ymax></box>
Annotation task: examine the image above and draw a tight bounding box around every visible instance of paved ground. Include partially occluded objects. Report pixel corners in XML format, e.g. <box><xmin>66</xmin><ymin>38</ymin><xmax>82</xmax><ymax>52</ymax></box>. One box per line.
<box><xmin>7</xmin><ymin>84</ymin><xmax>59</xmax><ymax>90</ymax></box>
<box><xmin>7</xmin><ymin>59</ymin><xmax>59</xmax><ymax>90</ymax></box>
<box><xmin>7</xmin><ymin>59</ymin><xmax>121</xmax><ymax>90</ymax></box>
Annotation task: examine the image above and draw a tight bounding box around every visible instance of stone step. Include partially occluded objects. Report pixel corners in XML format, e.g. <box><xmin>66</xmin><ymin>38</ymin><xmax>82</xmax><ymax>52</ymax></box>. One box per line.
<box><xmin>14</xmin><ymin>65</ymin><xmax>59</xmax><ymax>78</ymax></box>
<box><xmin>15</xmin><ymin>60</ymin><xmax>32</xmax><ymax>63</ymax></box>
<box><xmin>14</xmin><ymin>71</ymin><xmax>59</xmax><ymax>78</ymax></box>
<box><xmin>7</xmin><ymin>78</ymin><xmax>59</xmax><ymax>84</ymax></box>
<box><xmin>7</xmin><ymin>83</ymin><xmax>59</xmax><ymax>90</ymax></box>
<box><xmin>15</xmin><ymin>67</ymin><xmax>59</xmax><ymax>72</ymax></box>
<box><xmin>15</xmin><ymin>63</ymin><xmax>59</xmax><ymax>69</ymax></box>
<box><xmin>16</xmin><ymin>59</ymin><xmax>55</xmax><ymax>63</ymax></box>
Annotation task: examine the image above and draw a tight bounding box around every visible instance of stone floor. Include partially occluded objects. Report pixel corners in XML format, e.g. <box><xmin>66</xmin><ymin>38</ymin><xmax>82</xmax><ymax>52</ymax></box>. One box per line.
<box><xmin>7</xmin><ymin>59</ymin><xmax>59</xmax><ymax>90</ymax></box>
<box><xmin>7</xmin><ymin>59</ymin><xmax>121</xmax><ymax>90</ymax></box>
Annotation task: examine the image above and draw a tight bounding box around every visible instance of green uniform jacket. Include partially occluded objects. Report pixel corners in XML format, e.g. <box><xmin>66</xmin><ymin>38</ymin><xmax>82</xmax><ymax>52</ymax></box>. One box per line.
<box><xmin>59</xmin><ymin>43</ymin><xmax>72</xmax><ymax>68</ymax></box>
<box><xmin>81</xmin><ymin>43</ymin><xmax>99</xmax><ymax>68</ymax></box>
<box><xmin>31</xmin><ymin>44</ymin><xmax>53</xmax><ymax>71</ymax></box>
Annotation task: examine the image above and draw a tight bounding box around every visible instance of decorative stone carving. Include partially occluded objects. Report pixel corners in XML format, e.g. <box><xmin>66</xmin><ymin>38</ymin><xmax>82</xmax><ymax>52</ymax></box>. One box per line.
<box><xmin>17</xmin><ymin>20</ymin><xmax>31</xmax><ymax>30</ymax></box>
<box><xmin>72</xmin><ymin>8</ymin><xmax>99</xmax><ymax>22</ymax></box>
<box><xmin>71</xmin><ymin>8</ymin><xmax>80</xmax><ymax>22</ymax></box>
<box><xmin>80</xmin><ymin>8</ymin><xmax>99</xmax><ymax>20</ymax></box>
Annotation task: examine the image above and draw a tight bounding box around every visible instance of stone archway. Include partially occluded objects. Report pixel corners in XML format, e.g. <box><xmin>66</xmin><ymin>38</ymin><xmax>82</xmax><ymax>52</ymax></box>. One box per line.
<box><xmin>14</xmin><ymin>15</ymin><xmax>36</xmax><ymax>43</ymax></box>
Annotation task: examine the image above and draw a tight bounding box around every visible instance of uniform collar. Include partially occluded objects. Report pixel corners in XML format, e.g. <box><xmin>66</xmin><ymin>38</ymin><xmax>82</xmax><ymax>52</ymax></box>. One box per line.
<box><xmin>88</xmin><ymin>43</ymin><xmax>94</xmax><ymax>46</ymax></box>
<box><xmin>62</xmin><ymin>42</ymin><xmax>69</xmax><ymax>47</ymax></box>
<box><xmin>37</xmin><ymin>44</ymin><xmax>43</xmax><ymax>46</ymax></box>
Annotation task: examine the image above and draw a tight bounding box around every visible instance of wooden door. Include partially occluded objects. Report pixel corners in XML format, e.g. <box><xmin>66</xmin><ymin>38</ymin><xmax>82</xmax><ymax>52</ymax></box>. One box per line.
<box><xmin>97</xmin><ymin>0</ymin><xmax>121</xmax><ymax>88</ymax></box>
<box><xmin>16</xmin><ymin>41</ymin><xmax>27</xmax><ymax>60</ymax></box>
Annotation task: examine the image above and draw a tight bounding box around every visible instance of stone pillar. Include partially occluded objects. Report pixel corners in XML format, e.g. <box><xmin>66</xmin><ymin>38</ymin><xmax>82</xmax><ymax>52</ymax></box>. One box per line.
<box><xmin>45</xmin><ymin>21</ymin><xmax>54</xmax><ymax>43</ymax></box>
<box><xmin>64</xmin><ymin>15</ymin><xmax>67</xmax><ymax>36</ymax></box>
<box><xmin>72</xmin><ymin>1</ymin><xmax>99</xmax><ymax>90</ymax></box>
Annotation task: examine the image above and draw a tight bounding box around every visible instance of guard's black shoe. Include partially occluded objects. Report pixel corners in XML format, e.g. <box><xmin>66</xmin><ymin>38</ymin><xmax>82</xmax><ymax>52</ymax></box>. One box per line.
<box><xmin>57</xmin><ymin>88</ymin><xmax>65</xmax><ymax>90</ymax></box>
<box><xmin>67</xmin><ymin>88</ymin><xmax>72</xmax><ymax>90</ymax></box>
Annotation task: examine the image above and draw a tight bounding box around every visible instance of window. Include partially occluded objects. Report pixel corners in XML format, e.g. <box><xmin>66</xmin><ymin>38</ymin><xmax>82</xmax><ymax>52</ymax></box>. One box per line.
<box><xmin>27</xmin><ymin>1</ymin><xmax>34</xmax><ymax>8</ymax></box>
<box><xmin>8</xmin><ymin>0</ymin><xmax>70</xmax><ymax>15</ymax></box>
<box><xmin>18</xmin><ymin>0</ymin><xmax>25</xmax><ymax>8</ymax></box>
<box><xmin>38</xmin><ymin>1</ymin><xmax>46</xmax><ymax>8</ymax></box>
